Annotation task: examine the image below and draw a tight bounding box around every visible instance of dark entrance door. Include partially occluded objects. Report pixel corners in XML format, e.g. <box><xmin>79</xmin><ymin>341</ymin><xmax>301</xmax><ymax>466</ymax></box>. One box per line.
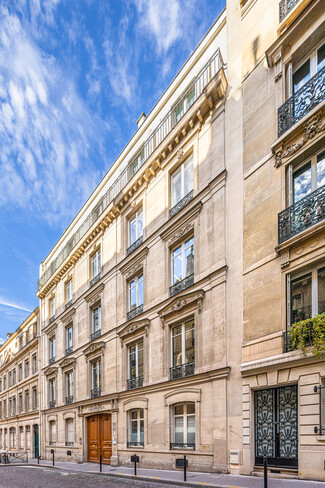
<box><xmin>87</xmin><ymin>415</ymin><xmax>112</xmax><ymax>464</ymax></box>
<box><xmin>34</xmin><ymin>425</ymin><xmax>39</xmax><ymax>459</ymax></box>
<box><xmin>255</xmin><ymin>385</ymin><xmax>298</xmax><ymax>468</ymax></box>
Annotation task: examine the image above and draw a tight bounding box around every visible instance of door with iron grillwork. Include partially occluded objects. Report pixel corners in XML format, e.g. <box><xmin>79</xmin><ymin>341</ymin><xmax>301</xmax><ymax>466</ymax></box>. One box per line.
<box><xmin>255</xmin><ymin>385</ymin><xmax>298</xmax><ymax>468</ymax></box>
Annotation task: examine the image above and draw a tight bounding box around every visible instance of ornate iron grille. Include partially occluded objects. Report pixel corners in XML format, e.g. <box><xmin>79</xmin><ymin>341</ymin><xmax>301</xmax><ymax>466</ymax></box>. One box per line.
<box><xmin>65</xmin><ymin>299</ymin><xmax>73</xmax><ymax>310</ymax></box>
<box><xmin>90</xmin><ymin>273</ymin><xmax>101</xmax><ymax>287</ymax></box>
<box><xmin>278</xmin><ymin>66</ymin><xmax>325</xmax><ymax>137</ymax></box>
<box><xmin>49</xmin><ymin>357</ymin><xmax>55</xmax><ymax>365</ymax></box>
<box><xmin>170</xmin><ymin>362</ymin><xmax>195</xmax><ymax>380</ymax></box>
<box><xmin>127</xmin><ymin>441</ymin><xmax>144</xmax><ymax>448</ymax></box>
<box><xmin>49</xmin><ymin>315</ymin><xmax>56</xmax><ymax>324</ymax></box>
<box><xmin>91</xmin><ymin>388</ymin><xmax>101</xmax><ymax>398</ymax></box>
<box><xmin>66</xmin><ymin>396</ymin><xmax>73</xmax><ymax>405</ymax></box>
<box><xmin>278</xmin><ymin>185</ymin><xmax>325</xmax><ymax>244</ymax></box>
<box><xmin>49</xmin><ymin>440</ymin><xmax>56</xmax><ymax>445</ymax></box>
<box><xmin>127</xmin><ymin>236</ymin><xmax>143</xmax><ymax>255</ymax></box>
<box><xmin>49</xmin><ymin>401</ymin><xmax>56</xmax><ymax>409</ymax></box>
<box><xmin>66</xmin><ymin>346</ymin><xmax>73</xmax><ymax>355</ymax></box>
<box><xmin>127</xmin><ymin>376</ymin><xmax>144</xmax><ymax>390</ymax></box>
<box><xmin>127</xmin><ymin>304</ymin><xmax>143</xmax><ymax>321</ymax></box>
<box><xmin>170</xmin><ymin>274</ymin><xmax>194</xmax><ymax>297</ymax></box>
<box><xmin>283</xmin><ymin>319</ymin><xmax>313</xmax><ymax>353</ymax></box>
<box><xmin>169</xmin><ymin>191</ymin><xmax>194</xmax><ymax>218</ymax></box>
<box><xmin>90</xmin><ymin>329</ymin><xmax>101</xmax><ymax>341</ymax></box>
<box><xmin>279</xmin><ymin>0</ymin><xmax>299</xmax><ymax>22</ymax></box>
<box><xmin>170</xmin><ymin>442</ymin><xmax>195</xmax><ymax>450</ymax></box>
<box><xmin>65</xmin><ymin>441</ymin><xmax>74</xmax><ymax>446</ymax></box>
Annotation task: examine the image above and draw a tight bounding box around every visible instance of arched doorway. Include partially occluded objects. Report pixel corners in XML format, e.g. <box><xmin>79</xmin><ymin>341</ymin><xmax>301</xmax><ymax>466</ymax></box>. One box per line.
<box><xmin>87</xmin><ymin>414</ymin><xmax>112</xmax><ymax>464</ymax></box>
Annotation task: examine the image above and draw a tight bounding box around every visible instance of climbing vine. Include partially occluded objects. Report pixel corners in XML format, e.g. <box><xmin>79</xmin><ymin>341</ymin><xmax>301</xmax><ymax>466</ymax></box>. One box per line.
<box><xmin>289</xmin><ymin>312</ymin><xmax>325</xmax><ymax>358</ymax></box>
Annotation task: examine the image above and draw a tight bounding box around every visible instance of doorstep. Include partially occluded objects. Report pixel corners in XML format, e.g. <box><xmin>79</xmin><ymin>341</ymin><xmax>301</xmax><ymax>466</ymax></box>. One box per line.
<box><xmin>253</xmin><ymin>466</ymin><xmax>298</xmax><ymax>479</ymax></box>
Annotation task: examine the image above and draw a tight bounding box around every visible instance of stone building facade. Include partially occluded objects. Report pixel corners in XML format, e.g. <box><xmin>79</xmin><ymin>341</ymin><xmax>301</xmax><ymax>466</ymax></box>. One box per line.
<box><xmin>0</xmin><ymin>308</ymin><xmax>40</xmax><ymax>459</ymax></box>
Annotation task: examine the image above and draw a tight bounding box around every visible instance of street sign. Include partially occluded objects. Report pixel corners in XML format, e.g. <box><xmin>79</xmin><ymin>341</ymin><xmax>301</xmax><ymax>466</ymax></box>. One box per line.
<box><xmin>131</xmin><ymin>454</ymin><xmax>139</xmax><ymax>463</ymax></box>
<box><xmin>176</xmin><ymin>458</ymin><xmax>188</xmax><ymax>468</ymax></box>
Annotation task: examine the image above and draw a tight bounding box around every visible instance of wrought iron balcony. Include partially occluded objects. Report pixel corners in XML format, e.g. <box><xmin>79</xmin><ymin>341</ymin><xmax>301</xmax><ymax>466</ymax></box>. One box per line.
<box><xmin>278</xmin><ymin>66</ymin><xmax>325</xmax><ymax>137</ymax></box>
<box><xmin>127</xmin><ymin>441</ymin><xmax>144</xmax><ymax>448</ymax></box>
<box><xmin>49</xmin><ymin>315</ymin><xmax>56</xmax><ymax>324</ymax></box>
<box><xmin>283</xmin><ymin>318</ymin><xmax>314</xmax><ymax>353</ymax></box>
<box><xmin>278</xmin><ymin>185</ymin><xmax>325</xmax><ymax>244</ymax></box>
<box><xmin>49</xmin><ymin>357</ymin><xmax>55</xmax><ymax>365</ymax></box>
<box><xmin>170</xmin><ymin>190</ymin><xmax>194</xmax><ymax>218</ymax></box>
<box><xmin>127</xmin><ymin>304</ymin><xmax>143</xmax><ymax>322</ymax></box>
<box><xmin>65</xmin><ymin>299</ymin><xmax>73</xmax><ymax>310</ymax></box>
<box><xmin>127</xmin><ymin>236</ymin><xmax>143</xmax><ymax>255</ymax></box>
<box><xmin>90</xmin><ymin>272</ymin><xmax>101</xmax><ymax>287</ymax></box>
<box><xmin>66</xmin><ymin>396</ymin><xmax>73</xmax><ymax>405</ymax></box>
<box><xmin>38</xmin><ymin>49</ymin><xmax>223</xmax><ymax>292</ymax></box>
<box><xmin>49</xmin><ymin>401</ymin><xmax>56</xmax><ymax>409</ymax></box>
<box><xmin>170</xmin><ymin>442</ymin><xmax>195</xmax><ymax>450</ymax></box>
<box><xmin>90</xmin><ymin>329</ymin><xmax>101</xmax><ymax>341</ymax></box>
<box><xmin>170</xmin><ymin>362</ymin><xmax>195</xmax><ymax>380</ymax></box>
<box><xmin>49</xmin><ymin>440</ymin><xmax>56</xmax><ymax>445</ymax></box>
<box><xmin>65</xmin><ymin>441</ymin><xmax>74</xmax><ymax>446</ymax></box>
<box><xmin>91</xmin><ymin>388</ymin><xmax>101</xmax><ymax>398</ymax></box>
<box><xmin>66</xmin><ymin>346</ymin><xmax>73</xmax><ymax>355</ymax></box>
<box><xmin>127</xmin><ymin>376</ymin><xmax>144</xmax><ymax>390</ymax></box>
<box><xmin>279</xmin><ymin>0</ymin><xmax>299</xmax><ymax>22</ymax></box>
<box><xmin>170</xmin><ymin>274</ymin><xmax>194</xmax><ymax>297</ymax></box>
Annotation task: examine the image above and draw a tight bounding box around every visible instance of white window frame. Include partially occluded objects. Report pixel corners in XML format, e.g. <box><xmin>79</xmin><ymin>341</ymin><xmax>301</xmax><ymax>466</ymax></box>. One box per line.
<box><xmin>66</xmin><ymin>371</ymin><xmax>73</xmax><ymax>398</ymax></box>
<box><xmin>49</xmin><ymin>337</ymin><xmax>56</xmax><ymax>361</ymax></box>
<box><xmin>290</xmin><ymin>41</ymin><xmax>325</xmax><ymax>97</ymax></box>
<box><xmin>66</xmin><ymin>325</ymin><xmax>73</xmax><ymax>350</ymax></box>
<box><xmin>91</xmin><ymin>249</ymin><xmax>101</xmax><ymax>279</ymax></box>
<box><xmin>128</xmin><ymin>340</ymin><xmax>144</xmax><ymax>380</ymax></box>
<box><xmin>129</xmin><ymin>208</ymin><xmax>143</xmax><ymax>246</ymax></box>
<box><xmin>49</xmin><ymin>297</ymin><xmax>55</xmax><ymax>318</ymax></box>
<box><xmin>171</xmin><ymin>320</ymin><xmax>195</xmax><ymax>367</ymax></box>
<box><xmin>66</xmin><ymin>279</ymin><xmax>73</xmax><ymax>304</ymax></box>
<box><xmin>129</xmin><ymin>274</ymin><xmax>143</xmax><ymax>311</ymax></box>
<box><xmin>92</xmin><ymin>305</ymin><xmax>101</xmax><ymax>333</ymax></box>
<box><xmin>92</xmin><ymin>360</ymin><xmax>101</xmax><ymax>390</ymax></box>
<box><xmin>170</xmin><ymin>156</ymin><xmax>194</xmax><ymax>208</ymax></box>
<box><xmin>170</xmin><ymin>403</ymin><xmax>195</xmax><ymax>447</ymax></box>
<box><xmin>32</xmin><ymin>387</ymin><xmax>37</xmax><ymax>410</ymax></box>
<box><xmin>171</xmin><ymin>237</ymin><xmax>194</xmax><ymax>285</ymax></box>
<box><xmin>288</xmin><ymin>149</ymin><xmax>325</xmax><ymax>205</ymax></box>
<box><xmin>128</xmin><ymin>409</ymin><xmax>144</xmax><ymax>446</ymax></box>
<box><xmin>65</xmin><ymin>418</ymin><xmax>74</xmax><ymax>445</ymax></box>
<box><xmin>49</xmin><ymin>378</ymin><xmax>56</xmax><ymax>403</ymax></box>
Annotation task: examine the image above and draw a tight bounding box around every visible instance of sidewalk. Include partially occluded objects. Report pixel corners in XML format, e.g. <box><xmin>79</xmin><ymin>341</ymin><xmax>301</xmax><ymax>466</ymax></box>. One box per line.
<box><xmin>23</xmin><ymin>458</ymin><xmax>324</xmax><ymax>488</ymax></box>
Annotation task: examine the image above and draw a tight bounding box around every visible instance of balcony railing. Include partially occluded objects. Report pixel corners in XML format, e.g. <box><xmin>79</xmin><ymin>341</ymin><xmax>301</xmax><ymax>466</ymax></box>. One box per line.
<box><xmin>170</xmin><ymin>442</ymin><xmax>195</xmax><ymax>450</ymax></box>
<box><xmin>65</xmin><ymin>441</ymin><xmax>74</xmax><ymax>446</ymax></box>
<box><xmin>279</xmin><ymin>0</ymin><xmax>299</xmax><ymax>22</ymax></box>
<box><xmin>127</xmin><ymin>376</ymin><xmax>144</xmax><ymax>390</ymax></box>
<box><xmin>90</xmin><ymin>329</ymin><xmax>101</xmax><ymax>341</ymax></box>
<box><xmin>49</xmin><ymin>401</ymin><xmax>56</xmax><ymax>409</ymax></box>
<box><xmin>170</xmin><ymin>362</ymin><xmax>195</xmax><ymax>380</ymax></box>
<box><xmin>90</xmin><ymin>273</ymin><xmax>101</xmax><ymax>287</ymax></box>
<box><xmin>127</xmin><ymin>441</ymin><xmax>144</xmax><ymax>448</ymax></box>
<box><xmin>66</xmin><ymin>346</ymin><xmax>73</xmax><ymax>355</ymax></box>
<box><xmin>127</xmin><ymin>304</ymin><xmax>143</xmax><ymax>322</ymax></box>
<box><xmin>170</xmin><ymin>274</ymin><xmax>194</xmax><ymax>297</ymax></box>
<box><xmin>278</xmin><ymin>185</ymin><xmax>325</xmax><ymax>244</ymax></box>
<box><xmin>38</xmin><ymin>49</ymin><xmax>223</xmax><ymax>291</ymax></box>
<box><xmin>283</xmin><ymin>319</ymin><xmax>314</xmax><ymax>353</ymax></box>
<box><xmin>49</xmin><ymin>440</ymin><xmax>56</xmax><ymax>445</ymax></box>
<box><xmin>65</xmin><ymin>299</ymin><xmax>73</xmax><ymax>310</ymax></box>
<box><xmin>170</xmin><ymin>191</ymin><xmax>194</xmax><ymax>218</ymax></box>
<box><xmin>91</xmin><ymin>388</ymin><xmax>101</xmax><ymax>398</ymax></box>
<box><xmin>49</xmin><ymin>357</ymin><xmax>55</xmax><ymax>365</ymax></box>
<box><xmin>66</xmin><ymin>396</ymin><xmax>73</xmax><ymax>405</ymax></box>
<box><xmin>278</xmin><ymin>66</ymin><xmax>325</xmax><ymax>137</ymax></box>
<box><xmin>49</xmin><ymin>315</ymin><xmax>56</xmax><ymax>324</ymax></box>
<box><xmin>127</xmin><ymin>236</ymin><xmax>143</xmax><ymax>255</ymax></box>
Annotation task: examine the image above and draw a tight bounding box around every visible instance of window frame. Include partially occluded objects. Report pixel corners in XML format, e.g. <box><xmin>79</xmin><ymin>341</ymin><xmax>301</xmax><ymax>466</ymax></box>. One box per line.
<box><xmin>91</xmin><ymin>305</ymin><xmax>101</xmax><ymax>334</ymax></box>
<box><xmin>65</xmin><ymin>279</ymin><xmax>73</xmax><ymax>304</ymax></box>
<box><xmin>91</xmin><ymin>248</ymin><xmax>101</xmax><ymax>280</ymax></box>
<box><xmin>287</xmin><ymin>149</ymin><xmax>325</xmax><ymax>206</ymax></box>
<box><xmin>128</xmin><ymin>340</ymin><xmax>144</xmax><ymax>380</ymax></box>
<box><xmin>128</xmin><ymin>274</ymin><xmax>144</xmax><ymax>312</ymax></box>
<box><xmin>170</xmin><ymin>402</ymin><xmax>196</xmax><ymax>449</ymax></box>
<box><xmin>170</xmin><ymin>156</ymin><xmax>194</xmax><ymax>209</ymax></box>
<box><xmin>128</xmin><ymin>408</ymin><xmax>144</xmax><ymax>447</ymax></box>
<box><xmin>171</xmin><ymin>236</ymin><xmax>194</xmax><ymax>286</ymax></box>
<box><xmin>91</xmin><ymin>359</ymin><xmax>101</xmax><ymax>390</ymax></box>
<box><xmin>170</xmin><ymin>319</ymin><xmax>195</xmax><ymax>368</ymax></box>
<box><xmin>291</xmin><ymin>41</ymin><xmax>325</xmax><ymax>96</ymax></box>
<box><xmin>128</xmin><ymin>208</ymin><xmax>143</xmax><ymax>247</ymax></box>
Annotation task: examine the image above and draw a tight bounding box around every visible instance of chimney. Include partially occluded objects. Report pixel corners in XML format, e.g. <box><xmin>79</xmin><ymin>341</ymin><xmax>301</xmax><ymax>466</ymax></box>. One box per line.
<box><xmin>136</xmin><ymin>112</ymin><xmax>146</xmax><ymax>129</ymax></box>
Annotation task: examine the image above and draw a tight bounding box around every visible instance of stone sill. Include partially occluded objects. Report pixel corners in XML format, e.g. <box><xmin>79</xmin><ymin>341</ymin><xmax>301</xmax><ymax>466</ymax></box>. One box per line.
<box><xmin>275</xmin><ymin>219</ymin><xmax>325</xmax><ymax>254</ymax></box>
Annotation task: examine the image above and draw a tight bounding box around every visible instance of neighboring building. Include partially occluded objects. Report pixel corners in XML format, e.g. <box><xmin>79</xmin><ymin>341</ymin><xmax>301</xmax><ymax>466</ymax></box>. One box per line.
<box><xmin>0</xmin><ymin>308</ymin><xmax>40</xmax><ymax>458</ymax></box>
<box><xmin>240</xmin><ymin>0</ymin><xmax>325</xmax><ymax>481</ymax></box>
<box><xmin>36</xmin><ymin>8</ymin><xmax>244</xmax><ymax>473</ymax></box>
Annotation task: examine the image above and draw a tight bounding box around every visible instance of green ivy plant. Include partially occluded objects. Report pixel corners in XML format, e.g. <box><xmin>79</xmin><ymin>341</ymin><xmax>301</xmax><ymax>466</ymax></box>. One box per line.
<box><xmin>289</xmin><ymin>312</ymin><xmax>325</xmax><ymax>358</ymax></box>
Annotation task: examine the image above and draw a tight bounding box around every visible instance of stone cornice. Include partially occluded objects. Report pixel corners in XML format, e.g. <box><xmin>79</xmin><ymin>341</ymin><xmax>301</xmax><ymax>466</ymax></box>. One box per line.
<box><xmin>59</xmin><ymin>357</ymin><xmax>76</xmax><ymax>370</ymax></box>
<box><xmin>83</xmin><ymin>341</ymin><xmax>106</xmax><ymax>358</ymax></box>
<box><xmin>83</xmin><ymin>283</ymin><xmax>105</xmax><ymax>305</ymax></box>
<box><xmin>119</xmin><ymin>247</ymin><xmax>149</xmax><ymax>279</ymax></box>
<box><xmin>118</xmin><ymin>319</ymin><xmax>150</xmax><ymax>342</ymax></box>
<box><xmin>158</xmin><ymin>289</ymin><xmax>205</xmax><ymax>323</ymax></box>
<box><xmin>44</xmin><ymin>366</ymin><xmax>58</xmax><ymax>377</ymax></box>
<box><xmin>59</xmin><ymin>307</ymin><xmax>76</xmax><ymax>325</ymax></box>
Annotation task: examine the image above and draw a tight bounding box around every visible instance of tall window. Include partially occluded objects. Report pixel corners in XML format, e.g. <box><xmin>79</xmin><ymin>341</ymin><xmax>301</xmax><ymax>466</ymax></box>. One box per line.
<box><xmin>3</xmin><ymin>376</ymin><xmax>6</xmax><ymax>390</ymax></box>
<box><xmin>49</xmin><ymin>378</ymin><xmax>56</xmax><ymax>406</ymax></box>
<box><xmin>25</xmin><ymin>390</ymin><xmax>29</xmax><ymax>412</ymax></box>
<box><xmin>25</xmin><ymin>359</ymin><xmax>29</xmax><ymax>378</ymax></box>
<box><xmin>129</xmin><ymin>209</ymin><xmax>143</xmax><ymax>247</ymax></box>
<box><xmin>9</xmin><ymin>398</ymin><xmax>12</xmax><ymax>416</ymax></box>
<box><xmin>49</xmin><ymin>420</ymin><xmax>56</xmax><ymax>445</ymax></box>
<box><xmin>18</xmin><ymin>364</ymin><xmax>22</xmax><ymax>381</ymax></box>
<box><xmin>128</xmin><ymin>340</ymin><xmax>144</xmax><ymax>389</ymax></box>
<box><xmin>171</xmin><ymin>320</ymin><xmax>195</xmax><ymax>379</ymax></box>
<box><xmin>171</xmin><ymin>403</ymin><xmax>195</xmax><ymax>449</ymax></box>
<box><xmin>13</xmin><ymin>368</ymin><xmax>16</xmax><ymax>384</ymax></box>
<box><xmin>91</xmin><ymin>360</ymin><xmax>101</xmax><ymax>396</ymax></box>
<box><xmin>12</xmin><ymin>397</ymin><xmax>16</xmax><ymax>415</ymax></box>
<box><xmin>32</xmin><ymin>387</ymin><xmax>37</xmax><ymax>410</ymax></box>
<box><xmin>289</xmin><ymin>265</ymin><xmax>325</xmax><ymax>325</ymax></box>
<box><xmin>66</xmin><ymin>371</ymin><xmax>73</xmax><ymax>403</ymax></box>
<box><xmin>291</xmin><ymin>151</ymin><xmax>325</xmax><ymax>204</ymax></box>
<box><xmin>129</xmin><ymin>275</ymin><xmax>143</xmax><ymax>312</ymax></box>
<box><xmin>92</xmin><ymin>306</ymin><xmax>101</xmax><ymax>336</ymax></box>
<box><xmin>65</xmin><ymin>419</ymin><xmax>74</xmax><ymax>446</ymax></box>
<box><xmin>19</xmin><ymin>427</ymin><xmax>23</xmax><ymax>449</ymax></box>
<box><xmin>3</xmin><ymin>400</ymin><xmax>6</xmax><ymax>418</ymax></box>
<box><xmin>18</xmin><ymin>394</ymin><xmax>22</xmax><ymax>413</ymax></box>
<box><xmin>8</xmin><ymin>371</ymin><xmax>12</xmax><ymax>387</ymax></box>
<box><xmin>66</xmin><ymin>279</ymin><xmax>73</xmax><ymax>305</ymax></box>
<box><xmin>128</xmin><ymin>409</ymin><xmax>144</xmax><ymax>447</ymax></box>
<box><xmin>172</xmin><ymin>237</ymin><xmax>194</xmax><ymax>285</ymax></box>
<box><xmin>19</xmin><ymin>335</ymin><xmax>23</xmax><ymax>349</ymax></box>
<box><xmin>49</xmin><ymin>337</ymin><xmax>56</xmax><ymax>363</ymax></box>
<box><xmin>293</xmin><ymin>43</ymin><xmax>325</xmax><ymax>94</ymax></box>
<box><xmin>32</xmin><ymin>354</ymin><xmax>37</xmax><ymax>374</ymax></box>
<box><xmin>91</xmin><ymin>249</ymin><xmax>101</xmax><ymax>279</ymax></box>
<box><xmin>66</xmin><ymin>325</ymin><xmax>73</xmax><ymax>353</ymax></box>
<box><xmin>49</xmin><ymin>297</ymin><xmax>55</xmax><ymax>320</ymax></box>
<box><xmin>0</xmin><ymin>378</ymin><xmax>2</xmax><ymax>392</ymax></box>
<box><xmin>171</xmin><ymin>156</ymin><xmax>193</xmax><ymax>208</ymax></box>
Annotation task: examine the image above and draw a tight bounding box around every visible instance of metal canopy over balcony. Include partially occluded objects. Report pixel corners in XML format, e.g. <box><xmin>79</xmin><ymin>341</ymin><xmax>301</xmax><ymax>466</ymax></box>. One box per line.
<box><xmin>278</xmin><ymin>185</ymin><xmax>325</xmax><ymax>244</ymax></box>
<box><xmin>38</xmin><ymin>49</ymin><xmax>224</xmax><ymax>292</ymax></box>
<box><xmin>279</xmin><ymin>0</ymin><xmax>300</xmax><ymax>23</ymax></box>
<box><xmin>278</xmin><ymin>66</ymin><xmax>325</xmax><ymax>137</ymax></box>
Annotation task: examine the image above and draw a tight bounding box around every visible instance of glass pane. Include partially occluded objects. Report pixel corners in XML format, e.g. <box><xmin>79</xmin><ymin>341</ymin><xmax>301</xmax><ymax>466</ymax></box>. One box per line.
<box><xmin>175</xmin><ymin>100</ymin><xmax>184</xmax><ymax>123</ymax></box>
<box><xmin>186</xmin><ymin>86</ymin><xmax>195</xmax><ymax>108</ymax></box>
<box><xmin>185</xmin><ymin>239</ymin><xmax>194</xmax><ymax>277</ymax></box>
<box><xmin>183</xmin><ymin>157</ymin><xmax>194</xmax><ymax>196</ymax></box>
<box><xmin>139</xmin><ymin>408</ymin><xmax>144</xmax><ymax>419</ymax></box>
<box><xmin>130</xmin><ymin>281</ymin><xmax>137</xmax><ymax>309</ymax></box>
<box><xmin>140</xmin><ymin>420</ymin><xmax>144</xmax><ymax>443</ymax></box>
<box><xmin>171</xmin><ymin>167</ymin><xmax>182</xmax><ymax>206</ymax></box>
<box><xmin>129</xmin><ymin>216</ymin><xmax>137</xmax><ymax>245</ymax></box>
<box><xmin>293</xmin><ymin>60</ymin><xmax>310</xmax><ymax>93</ymax></box>
<box><xmin>293</xmin><ymin>163</ymin><xmax>312</xmax><ymax>203</ymax></box>
<box><xmin>129</xmin><ymin>349</ymin><xmax>136</xmax><ymax>378</ymax></box>
<box><xmin>318</xmin><ymin>44</ymin><xmax>325</xmax><ymax>71</ymax></box>
<box><xmin>187</xmin><ymin>403</ymin><xmax>195</xmax><ymax>415</ymax></box>
<box><xmin>317</xmin><ymin>152</ymin><xmax>325</xmax><ymax>189</ymax></box>
<box><xmin>137</xmin><ymin>211</ymin><xmax>143</xmax><ymax>238</ymax></box>
<box><xmin>318</xmin><ymin>268</ymin><xmax>325</xmax><ymax>314</ymax></box>
<box><xmin>175</xmin><ymin>405</ymin><xmax>183</xmax><ymax>415</ymax></box>
<box><xmin>172</xmin><ymin>332</ymin><xmax>182</xmax><ymax>366</ymax></box>
<box><xmin>138</xmin><ymin>277</ymin><xmax>143</xmax><ymax>306</ymax></box>
<box><xmin>131</xmin><ymin>410</ymin><xmax>137</xmax><ymax>420</ymax></box>
<box><xmin>173</xmin><ymin>246</ymin><xmax>182</xmax><ymax>283</ymax></box>
<box><xmin>187</xmin><ymin>415</ymin><xmax>195</xmax><ymax>444</ymax></box>
<box><xmin>291</xmin><ymin>274</ymin><xmax>312</xmax><ymax>323</ymax></box>
<box><xmin>175</xmin><ymin>416</ymin><xmax>184</xmax><ymax>443</ymax></box>
<box><xmin>185</xmin><ymin>328</ymin><xmax>195</xmax><ymax>363</ymax></box>
<box><xmin>138</xmin><ymin>347</ymin><xmax>144</xmax><ymax>377</ymax></box>
<box><xmin>131</xmin><ymin>420</ymin><xmax>137</xmax><ymax>443</ymax></box>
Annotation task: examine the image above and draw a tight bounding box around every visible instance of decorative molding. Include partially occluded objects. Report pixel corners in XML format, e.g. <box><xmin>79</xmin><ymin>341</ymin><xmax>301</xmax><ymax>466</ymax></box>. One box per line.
<box><xmin>274</xmin><ymin>113</ymin><xmax>325</xmax><ymax>167</ymax></box>
<box><xmin>158</xmin><ymin>290</ymin><xmax>205</xmax><ymax>324</ymax></box>
<box><xmin>84</xmin><ymin>283</ymin><xmax>105</xmax><ymax>304</ymax></box>
<box><xmin>164</xmin><ymin>388</ymin><xmax>201</xmax><ymax>406</ymax></box>
<box><xmin>83</xmin><ymin>341</ymin><xmax>106</xmax><ymax>357</ymax></box>
<box><xmin>273</xmin><ymin>50</ymin><xmax>283</xmax><ymax>82</ymax></box>
<box><xmin>123</xmin><ymin>397</ymin><xmax>148</xmax><ymax>411</ymax></box>
<box><xmin>160</xmin><ymin>202</ymin><xmax>202</xmax><ymax>243</ymax></box>
<box><xmin>44</xmin><ymin>366</ymin><xmax>58</xmax><ymax>377</ymax></box>
<box><xmin>118</xmin><ymin>319</ymin><xmax>150</xmax><ymax>342</ymax></box>
<box><xmin>46</xmin><ymin>323</ymin><xmax>57</xmax><ymax>338</ymax></box>
<box><xmin>168</xmin><ymin>223</ymin><xmax>194</xmax><ymax>247</ymax></box>
<box><xmin>119</xmin><ymin>247</ymin><xmax>149</xmax><ymax>279</ymax></box>
<box><xmin>61</xmin><ymin>307</ymin><xmax>76</xmax><ymax>326</ymax></box>
<box><xmin>177</xmin><ymin>149</ymin><xmax>184</xmax><ymax>159</ymax></box>
<box><xmin>59</xmin><ymin>357</ymin><xmax>76</xmax><ymax>370</ymax></box>
<box><xmin>280</xmin><ymin>249</ymin><xmax>290</xmax><ymax>269</ymax></box>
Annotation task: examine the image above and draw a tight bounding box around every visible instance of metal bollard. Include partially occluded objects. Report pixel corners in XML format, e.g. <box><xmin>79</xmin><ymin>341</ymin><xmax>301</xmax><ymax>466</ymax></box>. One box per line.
<box><xmin>134</xmin><ymin>455</ymin><xmax>137</xmax><ymax>476</ymax></box>
<box><xmin>263</xmin><ymin>456</ymin><xmax>268</xmax><ymax>488</ymax></box>
<box><xmin>183</xmin><ymin>455</ymin><xmax>187</xmax><ymax>482</ymax></box>
<box><xmin>26</xmin><ymin>452</ymin><xmax>28</xmax><ymax>464</ymax></box>
<box><xmin>100</xmin><ymin>453</ymin><xmax>102</xmax><ymax>473</ymax></box>
<box><xmin>38</xmin><ymin>454</ymin><xmax>40</xmax><ymax>465</ymax></box>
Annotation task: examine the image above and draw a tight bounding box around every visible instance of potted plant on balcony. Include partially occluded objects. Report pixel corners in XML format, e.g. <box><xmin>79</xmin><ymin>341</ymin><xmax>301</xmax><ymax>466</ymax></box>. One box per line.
<box><xmin>289</xmin><ymin>312</ymin><xmax>325</xmax><ymax>358</ymax></box>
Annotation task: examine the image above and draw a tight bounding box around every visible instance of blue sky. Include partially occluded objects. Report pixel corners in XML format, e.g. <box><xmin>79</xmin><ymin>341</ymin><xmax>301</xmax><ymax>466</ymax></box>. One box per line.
<box><xmin>0</xmin><ymin>0</ymin><xmax>225</xmax><ymax>341</ymax></box>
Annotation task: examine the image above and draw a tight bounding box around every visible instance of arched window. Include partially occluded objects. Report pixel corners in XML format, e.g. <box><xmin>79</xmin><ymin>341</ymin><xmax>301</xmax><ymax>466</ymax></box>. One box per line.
<box><xmin>65</xmin><ymin>419</ymin><xmax>74</xmax><ymax>446</ymax></box>
<box><xmin>170</xmin><ymin>403</ymin><xmax>195</xmax><ymax>450</ymax></box>
<box><xmin>49</xmin><ymin>421</ymin><xmax>56</xmax><ymax>445</ymax></box>
<box><xmin>19</xmin><ymin>426</ymin><xmax>24</xmax><ymax>450</ymax></box>
<box><xmin>127</xmin><ymin>409</ymin><xmax>144</xmax><ymax>448</ymax></box>
<box><xmin>9</xmin><ymin>427</ymin><xmax>16</xmax><ymax>449</ymax></box>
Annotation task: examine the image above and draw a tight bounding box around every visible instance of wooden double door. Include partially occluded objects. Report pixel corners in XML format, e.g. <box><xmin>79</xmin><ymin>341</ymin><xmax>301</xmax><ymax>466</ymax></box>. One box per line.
<box><xmin>87</xmin><ymin>414</ymin><xmax>112</xmax><ymax>464</ymax></box>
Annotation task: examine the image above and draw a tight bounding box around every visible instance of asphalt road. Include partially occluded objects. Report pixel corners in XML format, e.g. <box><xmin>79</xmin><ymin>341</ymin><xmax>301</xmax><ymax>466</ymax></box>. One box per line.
<box><xmin>0</xmin><ymin>466</ymin><xmax>182</xmax><ymax>488</ymax></box>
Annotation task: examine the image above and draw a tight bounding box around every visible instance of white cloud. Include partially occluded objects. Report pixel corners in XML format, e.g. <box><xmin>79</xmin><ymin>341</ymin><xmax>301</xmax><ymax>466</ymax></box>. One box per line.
<box><xmin>0</xmin><ymin>296</ymin><xmax>32</xmax><ymax>312</ymax></box>
<box><xmin>0</xmin><ymin>338</ymin><xmax>5</xmax><ymax>346</ymax></box>
<box><xmin>0</xmin><ymin>6</ymin><xmax>104</xmax><ymax>224</ymax></box>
